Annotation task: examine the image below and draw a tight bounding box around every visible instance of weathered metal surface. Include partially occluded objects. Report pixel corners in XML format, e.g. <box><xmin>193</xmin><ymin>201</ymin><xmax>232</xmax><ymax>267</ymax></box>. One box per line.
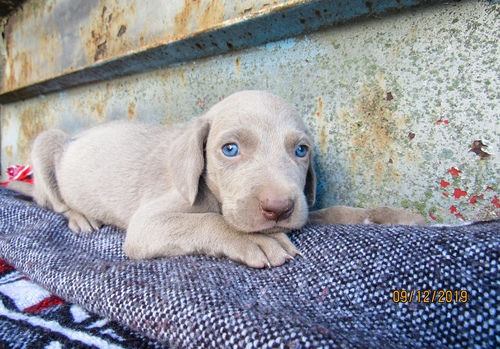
<box><xmin>0</xmin><ymin>0</ymin><xmax>439</xmax><ymax>103</ymax></box>
<box><xmin>1</xmin><ymin>0</ymin><xmax>499</xmax><ymax>225</ymax></box>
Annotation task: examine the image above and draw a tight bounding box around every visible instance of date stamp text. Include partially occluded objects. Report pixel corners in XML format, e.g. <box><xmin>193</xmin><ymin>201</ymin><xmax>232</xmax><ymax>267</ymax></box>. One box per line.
<box><xmin>392</xmin><ymin>289</ymin><xmax>469</xmax><ymax>303</ymax></box>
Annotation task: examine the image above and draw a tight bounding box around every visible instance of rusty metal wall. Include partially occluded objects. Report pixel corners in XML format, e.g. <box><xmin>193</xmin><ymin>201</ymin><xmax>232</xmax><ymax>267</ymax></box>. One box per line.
<box><xmin>1</xmin><ymin>0</ymin><xmax>499</xmax><ymax>224</ymax></box>
<box><xmin>0</xmin><ymin>0</ymin><xmax>430</xmax><ymax>102</ymax></box>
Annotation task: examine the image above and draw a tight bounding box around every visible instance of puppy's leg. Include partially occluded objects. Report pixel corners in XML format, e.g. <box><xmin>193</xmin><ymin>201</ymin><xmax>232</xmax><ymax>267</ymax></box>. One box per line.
<box><xmin>30</xmin><ymin>130</ymin><xmax>101</xmax><ymax>233</ymax></box>
<box><xmin>6</xmin><ymin>181</ymin><xmax>34</xmax><ymax>197</ymax></box>
<box><xmin>124</xmin><ymin>196</ymin><xmax>299</xmax><ymax>268</ymax></box>
<box><xmin>308</xmin><ymin>206</ymin><xmax>426</xmax><ymax>226</ymax></box>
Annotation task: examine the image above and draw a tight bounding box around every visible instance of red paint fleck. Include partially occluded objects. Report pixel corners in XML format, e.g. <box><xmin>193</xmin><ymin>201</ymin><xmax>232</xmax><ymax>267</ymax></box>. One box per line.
<box><xmin>448</xmin><ymin>167</ymin><xmax>462</xmax><ymax>177</ymax></box>
<box><xmin>470</xmin><ymin>195</ymin><xmax>484</xmax><ymax>205</ymax></box>
<box><xmin>316</xmin><ymin>112</ymin><xmax>320</xmax><ymax>116</ymax></box>
<box><xmin>442</xmin><ymin>192</ymin><xmax>449</xmax><ymax>198</ymax></box>
<box><xmin>449</xmin><ymin>205</ymin><xmax>465</xmax><ymax>219</ymax></box>
<box><xmin>444</xmin><ymin>120</ymin><xmax>449</xmax><ymax>125</ymax></box>
<box><xmin>198</xmin><ymin>99</ymin><xmax>204</xmax><ymax>105</ymax></box>
<box><xmin>492</xmin><ymin>196</ymin><xmax>500</xmax><ymax>208</ymax></box>
<box><xmin>452</xmin><ymin>188</ymin><xmax>467</xmax><ymax>199</ymax></box>
<box><xmin>440</xmin><ymin>180</ymin><xmax>450</xmax><ymax>188</ymax></box>
<box><xmin>485</xmin><ymin>186</ymin><xmax>494</xmax><ymax>191</ymax></box>
<box><xmin>429</xmin><ymin>213</ymin><xmax>437</xmax><ymax>220</ymax></box>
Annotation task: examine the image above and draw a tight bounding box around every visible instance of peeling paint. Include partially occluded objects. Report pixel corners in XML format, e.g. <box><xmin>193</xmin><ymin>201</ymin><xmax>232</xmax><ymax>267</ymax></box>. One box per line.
<box><xmin>470</xmin><ymin>140</ymin><xmax>492</xmax><ymax>159</ymax></box>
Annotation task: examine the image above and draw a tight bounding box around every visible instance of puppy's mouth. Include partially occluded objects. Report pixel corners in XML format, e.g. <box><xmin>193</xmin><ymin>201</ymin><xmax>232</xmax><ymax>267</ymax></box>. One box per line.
<box><xmin>226</xmin><ymin>214</ymin><xmax>305</xmax><ymax>234</ymax></box>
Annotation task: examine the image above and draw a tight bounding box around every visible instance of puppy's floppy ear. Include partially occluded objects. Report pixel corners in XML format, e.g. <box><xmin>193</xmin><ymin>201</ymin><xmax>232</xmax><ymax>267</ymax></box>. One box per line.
<box><xmin>304</xmin><ymin>154</ymin><xmax>317</xmax><ymax>207</ymax></box>
<box><xmin>167</xmin><ymin>117</ymin><xmax>210</xmax><ymax>205</ymax></box>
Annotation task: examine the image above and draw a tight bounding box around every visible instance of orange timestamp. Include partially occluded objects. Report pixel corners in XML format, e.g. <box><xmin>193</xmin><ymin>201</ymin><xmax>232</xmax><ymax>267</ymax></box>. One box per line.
<box><xmin>392</xmin><ymin>289</ymin><xmax>469</xmax><ymax>303</ymax></box>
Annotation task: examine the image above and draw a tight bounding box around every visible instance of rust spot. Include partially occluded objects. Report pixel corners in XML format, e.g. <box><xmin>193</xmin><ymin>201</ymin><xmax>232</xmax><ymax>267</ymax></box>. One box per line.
<box><xmin>17</xmin><ymin>104</ymin><xmax>54</xmax><ymax>164</ymax></box>
<box><xmin>317</xmin><ymin>96</ymin><xmax>323</xmax><ymax>117</ymax></box>
<box><xmin>94</xmin><ymin>41</ymin><xmax>107</xmax><ymax>61</ymax></box>
<box><xmin>385</xmin><ymin>92</ymin><xmax>394</xmax><ymax>101</ymax></box>
<box><xmin>174</xmin><ymin>0</ymin><xmax>226</xmax><ymax>36</ymax></box>
<box><xmin>4</xmin><ymin>146</ymin><xmax>13</xmax><ymax>161</ymax></box>
<box><xmin>470</xmin><ymin>140</ymin><xmax>491</xmax><ymax>159</ymax></box>
<box><xmin>343</xmin><ymin>82</ymin><xmax>405</xmax><ymax>185</ymax></box>
<box><xmin>83</xmin><ymin>3</ymin><xmax>134</xmax><ymax>64</ymax></box>
<box><xmin>179</xmin><ymin>68</ymin><xmax>186</xmax><ymax>85</ymax></box>
<box><xmin>128</xmin><ymin>102</ymin><xmax>136</xmax><ymax>120</ymax></box>
<box><xmin>316</xmin><ymin>96</ymin><xmax>328</xmax><ymax>153</ymax></box>
<box><xmin>95</xmin><ymin>101</ymin><xmax>106</xmax><ymax>120</ymax></box>
<box><xmin>117</xmin><ymin>25</ymin><xmax>127</xmax><ymax>37</ymax></box>
<box><xmin>235</xmin><ymin>57</ymin><xmax>241</xmax><ymax>74</ymax></box>
<box><xmin>5</xmin><ymin>49</ymin><xmax>35</xmax><ymax>93</ymax></box>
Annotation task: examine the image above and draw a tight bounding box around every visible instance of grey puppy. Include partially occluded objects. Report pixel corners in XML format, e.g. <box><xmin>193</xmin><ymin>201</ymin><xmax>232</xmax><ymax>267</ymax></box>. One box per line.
<box><xmin>7</xmin><ymin>91</ymin><xmax>425</xmax><ymax>268</ymax></box>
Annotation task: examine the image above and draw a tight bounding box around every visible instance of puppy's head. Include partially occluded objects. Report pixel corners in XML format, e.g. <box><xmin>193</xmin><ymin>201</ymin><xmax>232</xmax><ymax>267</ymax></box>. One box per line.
<box><xmin>168</xmin><ymin>91</ymin><xmax>316</xmax><ymax>233</ymax></box>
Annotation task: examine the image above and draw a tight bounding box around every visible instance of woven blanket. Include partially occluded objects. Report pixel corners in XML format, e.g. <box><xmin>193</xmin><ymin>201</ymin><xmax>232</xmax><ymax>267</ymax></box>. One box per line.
<box><xmin>0</xmin><ymin>186</ymin><xmax>498</xmax><ymax>348</ymax></box>
<box><xmin>0</xmin><ymin>258</ymin><xmax>163</xmax><ymax>349</ymax></box>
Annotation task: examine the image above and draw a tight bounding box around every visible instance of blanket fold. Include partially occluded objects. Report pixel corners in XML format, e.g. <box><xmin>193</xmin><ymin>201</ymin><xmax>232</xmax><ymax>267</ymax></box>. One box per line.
<box><xmin>0</xmin><ymin>187</ymin><xmax>498</xmax><ymax>348</ymax></box>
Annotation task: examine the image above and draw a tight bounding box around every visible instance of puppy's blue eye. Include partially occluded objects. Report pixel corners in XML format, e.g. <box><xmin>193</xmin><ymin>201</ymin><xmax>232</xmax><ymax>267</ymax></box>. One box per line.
<box><xmin>222</xmin><ymin>143</ymin><xmax>239</xmax><ymax>157</ymax></box>
<box><xmin>295</xmin><ymin>145</ymin><xmax>307</xmax><ymax>158</ymax></box>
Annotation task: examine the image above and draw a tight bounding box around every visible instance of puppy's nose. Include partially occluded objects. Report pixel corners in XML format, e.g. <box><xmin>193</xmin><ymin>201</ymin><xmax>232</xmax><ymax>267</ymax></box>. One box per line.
<box><xmin>260</xmin><ymin>199</ymin><xmax>294</xmax><ymax>222</ymax></box>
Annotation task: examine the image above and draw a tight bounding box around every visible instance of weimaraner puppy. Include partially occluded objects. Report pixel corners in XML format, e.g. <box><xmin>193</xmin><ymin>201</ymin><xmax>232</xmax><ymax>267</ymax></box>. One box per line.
<box><xmin>7</xmin><ymin>90</ymin><xmax>425</xmax><ymax>268</ymax></box>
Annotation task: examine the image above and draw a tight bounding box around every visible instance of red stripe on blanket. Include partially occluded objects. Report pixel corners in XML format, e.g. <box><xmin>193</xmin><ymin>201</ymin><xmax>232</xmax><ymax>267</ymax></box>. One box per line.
<box><xmin>0</xmin><ymin>259</ymin><xmax>15</xmax><ymax>274</ymax></box>
<box><xmin>23</xmin><ymin>294</ymin><xmax>66</xmax><ymax>313</ymax></box>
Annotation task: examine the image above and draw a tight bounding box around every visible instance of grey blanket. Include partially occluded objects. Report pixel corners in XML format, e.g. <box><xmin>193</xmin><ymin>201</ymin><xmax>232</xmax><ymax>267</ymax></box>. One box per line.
<box><xmin>0</xmin><ymin>187</ymin><xmax>498</xmax><ymax>348</ymax></box>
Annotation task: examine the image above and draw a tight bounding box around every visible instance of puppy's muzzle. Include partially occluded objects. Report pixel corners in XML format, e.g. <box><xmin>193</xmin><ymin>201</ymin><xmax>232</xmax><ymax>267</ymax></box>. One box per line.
<box><xmin>259</xmin><ymin>198</ymin><xmax>294</xmax><ymax>222</ymax></box>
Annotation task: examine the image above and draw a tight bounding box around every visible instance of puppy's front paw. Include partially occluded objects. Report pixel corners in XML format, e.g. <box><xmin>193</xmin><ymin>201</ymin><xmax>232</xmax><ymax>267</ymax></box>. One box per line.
<box><xmin>64</xmin><ymin>210</ymin><xmax>102</xmax><ymax>233</ymax></box>
<box><xmin>226</xmin><ymin>233</ymin><xmax>300</xmax><ymax>268</ymax></box>
<box><xmin>368</xmin><ymin>207</ymin><xmax>426</xmax><ymax>226</ymax></box>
